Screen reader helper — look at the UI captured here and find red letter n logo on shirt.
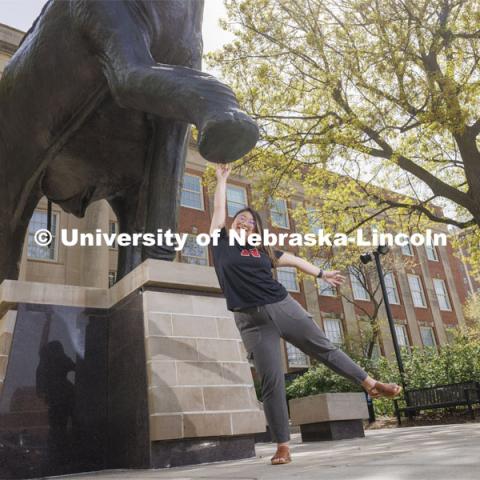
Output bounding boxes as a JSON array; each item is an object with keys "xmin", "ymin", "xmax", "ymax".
[{"xmin": 240, "ymin": 248, "xmax": 261, "ymax": 257}]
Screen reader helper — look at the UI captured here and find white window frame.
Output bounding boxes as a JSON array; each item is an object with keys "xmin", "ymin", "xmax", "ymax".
[
  {"xmin": 109, "ymin": 220, "xmax": 118, "ymax": 235},
  {"xmin": 323, "ymin": 318, "xmax": 344, "ymax": 346},
  {"xmin": 314, "ymin": 259, "xmax": 336, "ymax": 296},
  {"xmin": 180, "ymin": 173, "xmax": 204, "ymax": 211},
  {"xmin": 108, "ymin": 271, "xmax": 117, "ymax": 288},
  {"xmin": 433, "ymin": 278, "xmax": 452, "ymax": 311},
  {"xmin": 401, "ymin": 240, "xmax": 413, "ymax": 256},
  {"xmin": 277, "ymin": 266, "xmax": 299, "ymax": 292},
  {"xmin": 180, "ymin": 234, "xmax": 209, "ymax": 266},
  {"xmin": 363, "ymin": 341, "xmax": 381, "ymax": 360},
  {"xmin": 109, "ymin": 220, "xmax": 119, "ymax": 250},
  {"xmin": 317, "ymin": 276, "xmax": 337, "ymax": 297},
  {"xmin": 306, "ymin": 205, "xmax": 323, "ymax": 234},
  {"xmin": 384, "ymin": 272, "xmax": 400, "ymax": 305},
  {"xmin": 270, "ymin": 198, "xmax": 290, "ymax": 229},
  {"xmin": 285, "ymin": 341, "xmax": 309, "ymax": 368},
  {"xmin": 226, "ymin": 185, "xmax": 248, "ymax": 217},
  {"xmin": 407, "ymin": 274, "xmax": 427, "ymax": 308},
  {"xmin": 27, "ymin": 210, "xmax": 59, "ymax": 262},
  {"xmin": 349, "ymin": 269, "xmax": 369, "ymax": 301},
  {"xmin": 420, "ymin": 326, "xmax": 437, "ymax": 348},
  {"xmin": 394, "ymin": 323, "xmax": 410, "ymax": 350},
  {"xmin": 425, "ymin": 244, "xmax": 438, "ymax": 261}
]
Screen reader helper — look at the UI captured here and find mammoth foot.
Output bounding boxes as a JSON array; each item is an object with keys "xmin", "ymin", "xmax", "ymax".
[
  {"xmin": 142, "ymin": 244, "xmax": 177, "ymax": 262},
  {"xmin": 197, "ymin": 109, "xmax": 259, "ymax": 163}
]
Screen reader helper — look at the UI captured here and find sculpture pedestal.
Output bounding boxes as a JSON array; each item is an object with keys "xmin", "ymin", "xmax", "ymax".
[
  {"xmin": 0, "ymin": 260, "xmax": 265, "ymax": 478},
  {"xmin": 142, "ymin": 286, "xmax": 264, "ymax": 467},
  {"xmin": 289, "ymin": 392, "xmax": 368, "ymax": 443},
  {"xmin": 299, "ymin": 419, "xmax": 365, "ymax": 441}
]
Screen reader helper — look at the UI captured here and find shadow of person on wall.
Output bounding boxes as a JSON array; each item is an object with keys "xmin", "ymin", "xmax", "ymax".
[{"xmin": 36, "ymin": 341, "xmax": 75, "ymax": 468}]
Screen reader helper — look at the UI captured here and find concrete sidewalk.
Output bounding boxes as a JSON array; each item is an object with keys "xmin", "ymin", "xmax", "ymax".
[{"xmin": 52, "ymin": 423, "xmax": 480, "ymax": 480}]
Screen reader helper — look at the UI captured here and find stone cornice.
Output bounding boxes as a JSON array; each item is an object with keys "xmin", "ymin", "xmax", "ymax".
[{"xmin": 0, "ymin": 259, "xmax": 222, "ymax": 315}]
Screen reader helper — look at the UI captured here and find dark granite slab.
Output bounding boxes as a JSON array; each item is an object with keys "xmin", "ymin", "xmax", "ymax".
[
  {"xmin": 300, "ymin": 419, "xmax": 365, "ymax": 442},
  {"xmin": 0, "ymin": 302, "xmax": 108, "ymax": 478},
  {"xmin": 151, "ymin": 435, "xmax": 256, "ymax": 468}
]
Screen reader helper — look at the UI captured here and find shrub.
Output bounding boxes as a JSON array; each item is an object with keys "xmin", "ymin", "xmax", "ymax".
[{"xmin": 285, "ymin": 325, "xmax": 480, "ymax": 417}]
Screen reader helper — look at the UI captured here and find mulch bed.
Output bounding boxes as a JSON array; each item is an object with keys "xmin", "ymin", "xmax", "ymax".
[{"xmin": 365, "ymin": 408, "xmax": 480, "ymax": 429}]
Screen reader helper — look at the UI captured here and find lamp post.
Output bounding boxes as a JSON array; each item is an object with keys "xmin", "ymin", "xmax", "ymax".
[{"xmin": 360, "ymin": 245, "xmax": 406, "ymax": 389}]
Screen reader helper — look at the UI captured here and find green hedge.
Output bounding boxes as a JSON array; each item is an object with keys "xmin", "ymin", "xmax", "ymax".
[{"xmin": 285, "ymin": 326, "xmax": 480, "ymax": 417}]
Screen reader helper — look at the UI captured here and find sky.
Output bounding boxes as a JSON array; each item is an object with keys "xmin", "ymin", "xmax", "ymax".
[{"xmin": 0, "ymin": 0, "xmax": 233, "ymax": 58}]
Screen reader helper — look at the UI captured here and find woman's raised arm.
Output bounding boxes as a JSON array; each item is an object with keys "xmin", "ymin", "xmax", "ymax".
[
  {"xmin": 276, "ymin": 251, "xmax": 346, "ymax": 287},
  {"xmin": 209, "ymin": 164, "xmax": 231, "ymax": 236}
]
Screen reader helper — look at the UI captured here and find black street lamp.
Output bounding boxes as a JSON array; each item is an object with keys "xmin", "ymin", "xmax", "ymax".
[{"xmin": 360, "ymin": 245, "xmax": 406, "ymax": 390}]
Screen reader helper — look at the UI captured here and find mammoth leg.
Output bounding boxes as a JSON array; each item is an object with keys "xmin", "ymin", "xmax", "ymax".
[
  {"xmin": 106, "ymin": 63, "xmax": 259, "ymax": 163},
  {"xmin": 0, "ymin": 186, "xmax": 42, "ymax": 284},
  {"xmin": 108, "ymin": 189, "xmax": 143, "ymax": 282},
  {"xmin": 76, "ymin": 0, "xmax": 258, "ymax": 162},
  {"xmin": 142, "ymin": 119, "xmax": 190, "ymax": 263}
]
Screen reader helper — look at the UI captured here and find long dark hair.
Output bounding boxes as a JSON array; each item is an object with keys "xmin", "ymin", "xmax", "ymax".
[{"xmin": 232, "ymin": 207, "xmax": 279, "ymax": 267}]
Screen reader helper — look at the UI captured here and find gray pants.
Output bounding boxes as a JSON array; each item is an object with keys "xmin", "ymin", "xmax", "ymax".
[{"xmin": 233, "ymin": 294, "xmax": 368, "ymax": 443}]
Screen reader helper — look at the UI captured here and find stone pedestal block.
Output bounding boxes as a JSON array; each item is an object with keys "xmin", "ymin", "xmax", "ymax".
[{"xmin": 289, "ymin": 392, "xmax": 368, "ymax": 442}]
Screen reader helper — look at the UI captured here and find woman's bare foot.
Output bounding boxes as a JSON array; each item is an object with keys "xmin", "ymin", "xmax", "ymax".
[
  {"xmin": 271, "ymin": 443, "xmax": 291, "ymax": 465},
  {"xmin": 361, "ymin": 375, "xmax": 402, "ymax": 399},
  {"xmin": 368, "ymin": 381, "xmax": 403, "ymax": 399}
]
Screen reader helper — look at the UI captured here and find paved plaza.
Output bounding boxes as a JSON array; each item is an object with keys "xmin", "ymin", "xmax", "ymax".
[{"xmin": 51, "ymin": 423, "xmax": 480, "ymax": 480}]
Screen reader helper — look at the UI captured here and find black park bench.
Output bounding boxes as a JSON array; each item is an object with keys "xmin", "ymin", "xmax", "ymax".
[{"xmin": 393, "ymin": 381, "xmax": 480, "ymax": 425}]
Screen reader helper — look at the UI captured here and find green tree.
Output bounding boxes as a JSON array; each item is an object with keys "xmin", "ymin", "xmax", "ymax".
[{"xmin": 208, "ymin": 0, "xmax": 480, "ymax": 279}]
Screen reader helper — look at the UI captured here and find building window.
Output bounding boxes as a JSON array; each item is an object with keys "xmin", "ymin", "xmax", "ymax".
[
  {"xmin": 109, "ymin": 220, "xmax": 118, "ymax": 235},
  {"xmin": 420, "ymin": 326, "xmax": 437, "ymax": 347},
  {"xmin": 27, "ymin": 210, "xmax": 58, "ymax": 261},
  {"xmin": 277, "ymin": 267, "xmax": 299, "ymax": 292},
  {"xmin": 394, "ymin": 324, "xmax": 410, "ymax": 350},
  {"xmin": 108, "ymin": 271, "xmax": 117, "ymax": 287},
  {"xmin": 270, "ymin": 198, "xmax": 289, "ymax": 229},
  {"xmin": 323, "ymin": 318, "xmax": 344, "ymax": 346},
  {"xmin": 313, "ymin": 258, "xmax": 337, "ymax": 297},
  {"xmin": 407, "ymin": 274, "xmax": 427, "ymax": 308},
  {"xmin": 445, "ymin": 328, "xmax": 457, "ymax": 344},
  {"xmin": 371, "ymin": 343, "xmax": 381, "ymax": 360},
  {"xmin": 384, "ymin": 272, "xmax": 400, "ymax": 305},
  {"xmin": 433, "ymin": 278, "xmax": 452, "ymax": 311},
  {"xmin": 286, "ymin": 342, "xmax": 309, "ymax": 367},
  {"xmin": 349, "ymin": 268, "xmax": 369, "ymax": 301},
  {"xmin": 306, "ymin": 206, "xmax": 323, "ymax": 234},
  {"xmin": 364, "ymin": 342, "xmax": 381, "ymax": 360},
  {"xmin": 181, "ymin": 174, "xmax": 204, "ymax": 210},
  {"xmin": 425, "ymin": 244, "xmax": 438, "ymax": 261},
  {"xmin": 318, "ymin": 277, "xmax": 336, "ymax": 297},
  {"xmin": 401, "ymin": 240, "xmax": 413, "ymax": 256},
  {"xmin": 180, "ymin": 235, "xmax": 208, "ymax": 266},
  {"xmin": 226, "ymin": 185, "xmax": 248, "ymax": 217},
  {"xmin": 109, "ymin": 220, "xmax": 118, "ymax": 249}
]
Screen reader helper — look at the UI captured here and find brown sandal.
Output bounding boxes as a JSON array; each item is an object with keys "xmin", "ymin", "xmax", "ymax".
[
  {"xmin": 367, "ymin": 381, "xmax": 403, "ymax": 399},
  {"xmin": 271, "ymin": 445, "xmax": 291, "ymax": 465}
]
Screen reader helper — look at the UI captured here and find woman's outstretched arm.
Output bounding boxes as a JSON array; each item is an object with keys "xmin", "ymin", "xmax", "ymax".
[
  {"xmin": 276, "ymin": 251, "xmax": 346, "ymax": 287},
  {"xmin": 209, "ymin": 164, "xmax": 231, "ymax": 236}
]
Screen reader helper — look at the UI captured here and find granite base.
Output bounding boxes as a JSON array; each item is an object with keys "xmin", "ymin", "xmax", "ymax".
[{"xmin": 300, "ymin": 419, "xmax": 365, "ymax": 442}]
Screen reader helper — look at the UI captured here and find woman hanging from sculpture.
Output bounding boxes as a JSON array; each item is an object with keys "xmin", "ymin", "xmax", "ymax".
[{"xmin": 209, "ymin": 163, "xmax": 402, "ymax": 465}]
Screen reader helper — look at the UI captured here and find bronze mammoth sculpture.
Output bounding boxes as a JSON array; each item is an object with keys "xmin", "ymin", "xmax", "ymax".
[{"xmin": 0, "ymin": 0, "xmax": 259, "ymax": 284}]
